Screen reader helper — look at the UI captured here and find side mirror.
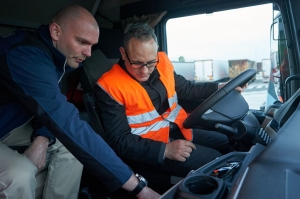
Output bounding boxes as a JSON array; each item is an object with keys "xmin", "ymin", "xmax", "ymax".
[{"xmin": 271, "ymin": 21, "xmax": 279, "ymax": 40}]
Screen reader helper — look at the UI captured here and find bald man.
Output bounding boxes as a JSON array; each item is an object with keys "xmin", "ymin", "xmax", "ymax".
[{"xmin": 0, "ymin": 5, "xmax": 160, "ymax": 199}]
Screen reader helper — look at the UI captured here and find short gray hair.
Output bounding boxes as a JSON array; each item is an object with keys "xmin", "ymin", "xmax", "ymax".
[{"xmin": 123, "ymin": 23, "xmax": 158, "ymax": 50}]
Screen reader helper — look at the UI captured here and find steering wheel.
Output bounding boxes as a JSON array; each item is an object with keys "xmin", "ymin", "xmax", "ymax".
[{"xmin": 183, "ymin": 69, "xmax": 257, "ymax": 129}]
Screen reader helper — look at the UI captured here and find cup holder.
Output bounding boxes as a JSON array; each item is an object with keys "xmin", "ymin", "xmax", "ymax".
[
  {"xmin": 186, "ymin": 176, "xmax": 218, "ymax": 194},
  {"xmin": 176, "ymin": 174, "xmax": 226, "ymax": 199}
]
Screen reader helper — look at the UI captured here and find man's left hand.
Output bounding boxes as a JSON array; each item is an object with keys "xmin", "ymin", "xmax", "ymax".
[
  {"xmin": 235, "ymin": 83, "xmax": 248, "ymax": 93},
  {"xmin": 24, "ymin": 136, "xmax": 49, "ymax": 171}
]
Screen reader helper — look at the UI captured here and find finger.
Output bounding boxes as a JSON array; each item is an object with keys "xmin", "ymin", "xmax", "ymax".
[
  {"xmin": 184, "ymin": 141, "xmax": 196, "ymax": 150},
  {"xmin": 177, "ymin": 156, "xmax": 186, "ymax": 162},
  {"xmin": 235, "ymin": 87, "xmax": 243, "ymax": 92},
  {"xmin": 182, "ymin": 151, "xmax": 191, "ymax": 159},
  {"xmin": 184, "ymin": 146, "xmax": 193, "ymax": 153}
]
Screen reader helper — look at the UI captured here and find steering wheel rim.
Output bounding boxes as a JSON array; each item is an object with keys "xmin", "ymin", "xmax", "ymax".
[{"xmin": 183, "ymin": 68, "xmax": 257, "ymax": 129}]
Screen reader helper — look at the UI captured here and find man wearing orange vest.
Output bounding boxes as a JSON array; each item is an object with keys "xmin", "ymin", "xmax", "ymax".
[{"xmin": 96, "ymin": 23, "xmax": 246, "ymax": 192}]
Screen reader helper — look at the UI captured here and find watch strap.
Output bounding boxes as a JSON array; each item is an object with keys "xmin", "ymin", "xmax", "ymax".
[{"xmin": 130, "ymin": 174, "xmax": 147, "ymax": 195}]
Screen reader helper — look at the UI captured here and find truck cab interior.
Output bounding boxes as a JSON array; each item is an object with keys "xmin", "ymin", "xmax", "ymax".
[{"xmin": 1, "ymin": 0, "xmax": 300, "ymax": 199}]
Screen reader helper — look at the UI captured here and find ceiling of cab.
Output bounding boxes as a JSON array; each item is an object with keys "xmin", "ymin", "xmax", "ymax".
[
  {"xmin": 0, "ymin": 0, "xmax": 268, "ymax": 30},
  {"xmin": 0, "ymin": 0, "xmax": 142, "ymax": 29}
]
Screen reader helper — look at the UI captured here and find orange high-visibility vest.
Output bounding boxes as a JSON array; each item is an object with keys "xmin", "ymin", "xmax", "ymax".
[{"xmin": 97, "ymin": 52, "xmax": 193, "ymax": 143}]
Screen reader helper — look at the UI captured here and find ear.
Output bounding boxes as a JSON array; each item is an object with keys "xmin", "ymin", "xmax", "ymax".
[
  {"xmin": 49, "ymin": 23, "xmax": 61, "ymax": 41},
  {"xmin": 119, "ymin": 47, "xmax": 126, "ymax": 60}
]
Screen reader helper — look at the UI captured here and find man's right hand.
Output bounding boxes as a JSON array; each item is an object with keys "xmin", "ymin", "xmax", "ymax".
[
  {"xmin": 137, "ymin": 187, "xmax": 161, "ymax": 199},
  {"xmin": 165, "ymin": 139, "xmax": 196, "ymax": 162},
  {"xmin": 24, "ymin": 136, "xmax": 49, "ymax": 171},
  {"xmin": 122, "ymin": 174, "xmax": 160, "ymax": 199}
]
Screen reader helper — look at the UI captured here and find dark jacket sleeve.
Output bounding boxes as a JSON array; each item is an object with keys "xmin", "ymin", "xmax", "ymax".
[
  {"xmin": 4, "ymin": 46, "xmax": 132, "ymax": 192},
  {"xmin": 95, "ymin": 85, "xmax": 166, "ymax": 166},
  {"xmin": 174, "ymin": 72, "xmax": 219, "ymax": 112},
  {"xmin": 175, "ymin": 72, "xmax": 219, "ymax": 100},
  {"xmin": 31, "ymin": 126, "xmax": 56, "ymax": 146}
]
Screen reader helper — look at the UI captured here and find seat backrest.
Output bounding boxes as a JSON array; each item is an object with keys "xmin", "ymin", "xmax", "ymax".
[
  {"xmin": 59, "ymin": 28, "xmax": 123, "ymax": 125},
  {"xmin": 81, "ymin": 27, "xmax": 123, "ymax": 93},
  {"xmin": 81, "ymin": 49, "xmax": 117, "ymax": 93},
  {"xmin": 77, "ymin": 28, "xmax": 123, "ymax": 138}
]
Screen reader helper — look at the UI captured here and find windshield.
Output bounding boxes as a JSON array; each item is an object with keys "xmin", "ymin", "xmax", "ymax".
[{"xmin": 166, "ymin": 4, "xmax": 274, "ymax": 110}]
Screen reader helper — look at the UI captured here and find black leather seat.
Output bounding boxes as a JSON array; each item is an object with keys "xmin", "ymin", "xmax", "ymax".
[{"xmin": 77, "ymin": 28, "xmax": 182, "ymax": 195}]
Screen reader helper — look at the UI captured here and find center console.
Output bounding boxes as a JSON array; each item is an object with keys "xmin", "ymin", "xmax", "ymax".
[{"xmin": 160, "ymin": 144, "xmax": 265, "ymax": 199}]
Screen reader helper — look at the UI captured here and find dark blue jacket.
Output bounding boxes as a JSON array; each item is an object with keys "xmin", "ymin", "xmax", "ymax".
[{"xmin": 0, "ymin": 25, "xmax": 132, "ymax": 192}]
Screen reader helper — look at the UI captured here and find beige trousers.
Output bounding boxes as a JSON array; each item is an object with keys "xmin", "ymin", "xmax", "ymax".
[{"xmin": 0, "ymin": 120, "xmax": 83, "ymax": 199}]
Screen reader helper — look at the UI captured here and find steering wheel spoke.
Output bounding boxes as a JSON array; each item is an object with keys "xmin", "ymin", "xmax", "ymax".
[{"xmin": 183, "ymin": 69, "xmax": 256, "ymax": 129}]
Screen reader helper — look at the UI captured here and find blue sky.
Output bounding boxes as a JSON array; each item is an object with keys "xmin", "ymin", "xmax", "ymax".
[{"xmin": 166, "ymin": 4, "xmax": 274, "ymax": 63}]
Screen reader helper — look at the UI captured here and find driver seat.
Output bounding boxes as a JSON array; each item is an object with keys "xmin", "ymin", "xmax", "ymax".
[{"xmin": 77, "ymin": 28, "xmax": 182, "ymax": 195}]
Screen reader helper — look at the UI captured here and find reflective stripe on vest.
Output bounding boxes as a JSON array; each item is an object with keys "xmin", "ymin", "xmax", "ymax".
[
  {"xmin": 127, "ymin": 93, "xmax": 178, "ymax": 125},
  {"xmin": 127, "ymin": 109, "xmax": 159, "ymax": 125},
  {"xmin": 97, "ymin": 52, "xmax": 193, "ymax": 143},
  {"xmin": 131, "ymin": 104, "xmax": 181, "ymax": 134}
]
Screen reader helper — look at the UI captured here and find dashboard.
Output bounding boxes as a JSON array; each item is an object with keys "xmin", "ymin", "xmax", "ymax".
[{"xmin": 161, "ymin": 89, "xmax": 300, "ymax": 199}]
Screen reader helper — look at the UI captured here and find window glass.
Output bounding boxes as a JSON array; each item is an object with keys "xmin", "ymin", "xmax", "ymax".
[{"xmin": 166, "ymin": 4, "xmax": 273, "ymax": 110}]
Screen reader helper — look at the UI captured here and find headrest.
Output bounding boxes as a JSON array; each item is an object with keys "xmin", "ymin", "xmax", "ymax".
[
  {"xmin": 96, "ymin": 28, "xmax": 124, "ymax": 59},
  {"xmin": 83, "ymin": 49, "xmax": 118, "ymax": 92},
  {"xmin": 81, "ymin": 28, "xmax": 123, "ymax": 92}
]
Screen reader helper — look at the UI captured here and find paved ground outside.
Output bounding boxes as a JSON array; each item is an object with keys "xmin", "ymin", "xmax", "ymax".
[{"xmin": 241, "ymin": 75, "xmax": 268, "ymax": 110}]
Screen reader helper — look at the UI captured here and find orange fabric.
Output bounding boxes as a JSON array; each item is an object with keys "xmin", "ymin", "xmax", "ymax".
[
  {"xmin": 141, "ymin": 127, "xmax": 170, "ymax": 143},
  {"xmin": 174, "ymin": 108, "xmax": 193, "ymax": 141},
  {"xmin": 97, "ymin": 52, "xmax": 192, "ymax": 143}
]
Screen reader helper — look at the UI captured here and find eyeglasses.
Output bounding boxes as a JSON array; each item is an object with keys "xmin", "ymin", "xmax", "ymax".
[{"xmin": 125, "ymin": 50, "xmax": 159, "ymax": 70}]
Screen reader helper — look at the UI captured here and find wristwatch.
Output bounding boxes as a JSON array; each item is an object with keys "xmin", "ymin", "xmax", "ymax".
[{"xmin": 130, "ymin": 173, "xmax": 148, "ymax": 196}]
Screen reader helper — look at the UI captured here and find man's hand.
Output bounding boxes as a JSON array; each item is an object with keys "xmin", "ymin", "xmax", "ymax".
[
  {"xmin": 122, "ymin": 174, "xmax": 161, "ymax": 199},
  {"xmin": 24, "ymin": 136, "xmax": 49, "ymax": 171},
  {"xmin": 235, "ymin": 83, "xmax": 248, "ymax": 93},
  {"xmin": 165, "ymin": 139, "xmax": 196, "ymax": 162},
  {"xmin": 137, "ymin": 187, "xmax": 161, "ymax": 199}
]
